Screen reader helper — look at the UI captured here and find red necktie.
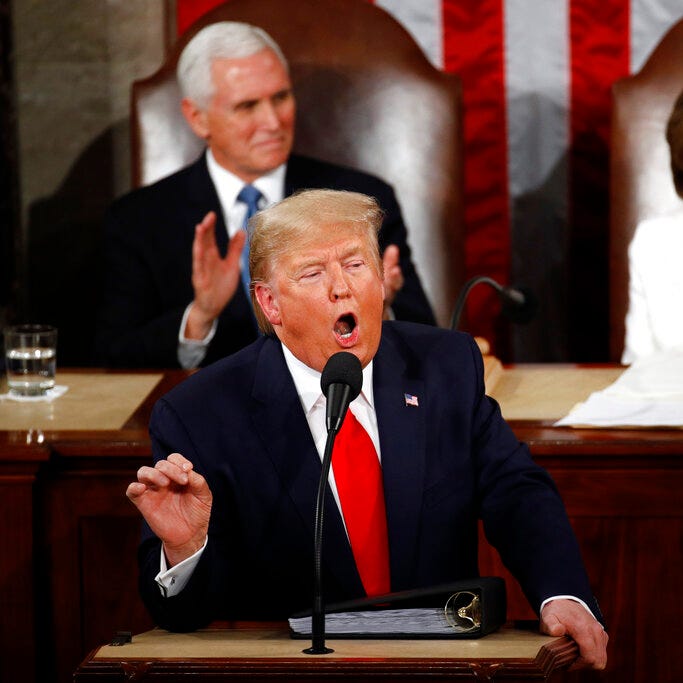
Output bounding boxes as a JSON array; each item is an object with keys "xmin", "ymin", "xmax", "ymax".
[{"xmin": 332, "ymin": 410, "xmax": 390, "ymax": 596}]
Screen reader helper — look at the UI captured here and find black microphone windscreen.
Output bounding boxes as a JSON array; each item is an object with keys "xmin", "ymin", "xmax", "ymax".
[
  {"xmin": 501, "ymin": 286, "xmax": 538, "ymax": 324},
  {"xmin": 320, "ymin": 352, "xmax": 363, "ymax": 399}
]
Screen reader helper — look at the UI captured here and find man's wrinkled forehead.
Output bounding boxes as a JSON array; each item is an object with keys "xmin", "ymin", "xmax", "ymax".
[
  {"xmin": 265, "ymin": 221, "xmax": 379, "ymax": 276},
  {"xmin": 286, "ymin": 236, "xmax": 367, "ymax": 271}
]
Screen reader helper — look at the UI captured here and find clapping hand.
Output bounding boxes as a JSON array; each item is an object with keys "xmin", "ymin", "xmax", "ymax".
[
  {"xmin": 381, "ymin": 244, "xmax": 404, "ymax": 318},
  {"xmin": 185, "ymin": 211, "xmax": 247, "ymax": 340}
]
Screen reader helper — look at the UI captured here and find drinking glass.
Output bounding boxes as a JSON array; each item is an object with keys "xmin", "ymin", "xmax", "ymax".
[{"xmin": 4, "ymin": 324, "xmax": 58, "ymax": 396}]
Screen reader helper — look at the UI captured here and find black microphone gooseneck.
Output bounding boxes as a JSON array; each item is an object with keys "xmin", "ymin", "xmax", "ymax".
[
  {"xmin": 303, "ymin": 351, "xmax": 362, "ymax": 655},
  {"xmin": 449, "ymin": 275, "xmax": 538, "ymax": 330}
]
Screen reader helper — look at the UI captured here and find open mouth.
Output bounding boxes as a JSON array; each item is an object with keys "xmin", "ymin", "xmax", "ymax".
[{"xmin": 334, "ymin": 313, "xmax": 357, "ymax": 341}]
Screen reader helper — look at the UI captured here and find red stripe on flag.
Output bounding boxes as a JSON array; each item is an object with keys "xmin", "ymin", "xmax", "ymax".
[
  {"xmin": 177, "ymin": 0, "xmax": 224, "ymax": 34},
  {"xmin": 568, "ymin": 0, "xmax": 629, "ymax": 360},
  {"xmin": 442, "ymin": 1, "xmax": 510, "ymax": 349}
]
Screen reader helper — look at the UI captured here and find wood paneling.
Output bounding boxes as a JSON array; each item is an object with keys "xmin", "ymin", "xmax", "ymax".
[
  {"xmin": 37, "ymin": 466, "xmax": 155, "ymax": 683},
  {"xmin": 0, "ymin": 448, "xmax": 45, "ymax": 683}
]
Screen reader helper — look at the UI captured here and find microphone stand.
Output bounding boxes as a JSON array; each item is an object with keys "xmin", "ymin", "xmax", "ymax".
[
  {"xmin": 450, "ymin": 276, "xmax": 536, "ymax": 330},
  {"xmin": 450, "ymin": 276, "xmax": 501, "ymax": 330},
  {"xmin": 303, "ymin": 386, "xmax": 352, "ymax": 655},
  {"xmin": 303, "ymin": 352, "xmax": 361, "ymax": 655}
]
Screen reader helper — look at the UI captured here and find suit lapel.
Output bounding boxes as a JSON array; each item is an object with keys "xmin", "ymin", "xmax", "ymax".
[
  {"xmin": 250, "ymin": 338, "xmax": 363, "ymax": 596},
  {"xmin": 185, "ymin": 154, "xmax": 228, "ymax": 255},
  {"xmin": 284, "ymin": 154, "xmax": 318, "ymax": 197},
  {"xmin": 373, "ymin": 328, "xmax": 426, "ymax": 590},
  {"xmin": 284, "ymin": 155, "xmax": 301, "ymax": 197}
]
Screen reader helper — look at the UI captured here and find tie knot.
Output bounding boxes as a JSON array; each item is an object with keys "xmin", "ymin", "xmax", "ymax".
[{"xmin": 237, "ymin": 184, "xmax": 262, "ymax": 213}]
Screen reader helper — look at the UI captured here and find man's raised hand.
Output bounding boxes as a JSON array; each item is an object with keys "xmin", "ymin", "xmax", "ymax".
[
  {"xmin": 126, "ymin": 452, "xmax": 212, "ymax": 567},
  {"xmin": 185, "ymin": 211, "xmax": 246, "ymax": 340}
]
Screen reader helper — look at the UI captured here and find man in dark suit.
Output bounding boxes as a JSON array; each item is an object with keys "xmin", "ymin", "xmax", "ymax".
[
  {"xmin": 95, "ymin": 21, "xmax": 434, "ymax": 369},
  {"xmin": 127, "ymin": 189, "xmax": 607, "ymax": 671}
]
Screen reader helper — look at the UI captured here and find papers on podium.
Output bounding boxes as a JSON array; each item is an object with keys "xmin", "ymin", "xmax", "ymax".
[
  {"xmin": 289, "ymin": 577, "xmax": 506, "ymax": 639},
  {"xmin": 555, "ymin": 349, "xmax": 683, "ymax": 428}
]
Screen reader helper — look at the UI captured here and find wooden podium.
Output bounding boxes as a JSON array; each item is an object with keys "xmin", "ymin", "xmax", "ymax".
[
  {"xmin": 2, "ymin": 365, "xmax": 682, "ymax": 683},
  {"xmin": 74, "ymin": 623, "xmax": 577, "ymax": 682}
]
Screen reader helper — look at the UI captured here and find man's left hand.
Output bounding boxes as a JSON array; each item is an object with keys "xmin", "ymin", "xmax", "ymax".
[
  {"xmin": 540, "ymin": 598, "xmax": 608, "ymax": 671},
  {"xmin": 382, "ymin": 245, "xmax": 404, "ymax": 318}
]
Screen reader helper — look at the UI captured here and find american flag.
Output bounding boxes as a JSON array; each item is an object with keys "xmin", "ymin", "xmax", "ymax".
[
  {"xmin": 177, "ymin": 0, "xmax": 683, "ymax": 361},
  {"xmin": 370, "ymin": 0, "xmax": 683, "ymax": 362},
  {"xmin": 404, "ymin": 393, "xmax": 419, "ymax": 407}
]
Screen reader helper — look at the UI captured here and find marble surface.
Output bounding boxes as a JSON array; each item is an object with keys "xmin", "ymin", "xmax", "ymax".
[{"xmin": 0, "ymin": 371, "xmax": 162, "ymax": 430}]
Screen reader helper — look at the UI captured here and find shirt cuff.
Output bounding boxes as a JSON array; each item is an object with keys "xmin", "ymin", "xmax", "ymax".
[
  {"xmin": 154, "ymin": 537, "xmax": 208, "ymax": 598},
  {"xmin": 540, "ymin": 595, "xmax": 601, "ymax": 624},
  {"xmin": 177, "ymin": 303, "xmax": 218, "ymax": 369}
]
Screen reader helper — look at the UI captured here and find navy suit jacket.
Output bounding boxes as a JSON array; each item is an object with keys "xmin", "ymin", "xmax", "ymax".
[
  {"xmin": 95, "ymin": 154, "xmax": 435, "ymax": 368},
  {"xmin": 139, "ymin": 322, "xmax": 600, "ymax": 632}
]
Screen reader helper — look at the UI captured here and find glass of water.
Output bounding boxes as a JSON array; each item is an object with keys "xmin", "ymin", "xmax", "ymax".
[{"xmin": 4, "ymin": 324, "xmax": 58, "ymax": 396}]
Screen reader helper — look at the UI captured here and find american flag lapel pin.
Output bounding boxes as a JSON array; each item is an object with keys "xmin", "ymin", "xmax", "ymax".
[{"xmin": 404, "ymin": 393, "xmax": 419, "ymax": 407}]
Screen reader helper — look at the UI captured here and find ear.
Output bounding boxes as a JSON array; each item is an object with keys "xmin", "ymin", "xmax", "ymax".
[
  {"xmin": 181, "ymin": 98, "xmax": 210, "ymax": 140},
  {"xmin": 254, "ymin": 283, "xmax": 282, "ymax": 326}
]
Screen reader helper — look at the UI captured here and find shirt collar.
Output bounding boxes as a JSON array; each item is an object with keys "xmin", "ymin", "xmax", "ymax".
[
  {"xmin": 281, "ymin": 343, "xmax": 375, "ymax": 416},
  {"xmin": 206, "ymin": 148, "xmax": 286, "ymax": 216}
]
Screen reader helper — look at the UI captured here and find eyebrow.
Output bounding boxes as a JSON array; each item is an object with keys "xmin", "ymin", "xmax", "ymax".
[
  {"xmin": 234, "ymin": 87, "xmax": 292, "ymax": 108},
  {"xmin": 289, "ymin": 243, "xmax": 366, "ymax": 275}
]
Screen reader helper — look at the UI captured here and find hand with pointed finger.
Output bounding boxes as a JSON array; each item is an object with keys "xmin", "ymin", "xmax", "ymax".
[
  {"xmin": 540, "ymin": 598, "xmax": 608, "ymax": 671},
  {"xmin": 185, "ymin": 211, "xmax": 247, "ymax": 340},
  {"xmin": 126, "ymin": 452, "xmax": 213, "ymax": 567}
]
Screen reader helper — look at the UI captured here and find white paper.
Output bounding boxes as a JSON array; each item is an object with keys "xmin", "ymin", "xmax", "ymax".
[
  {"xmin": 555, "ymin": 349, "xmax": 683, "ymax": 428},
  {"xmin": 554, "ymin": 393, "xmax": 683, "ymax": 427},
  {"xmin": 289, "ymin": 607, "xmax": 456, "ymax": 635}
]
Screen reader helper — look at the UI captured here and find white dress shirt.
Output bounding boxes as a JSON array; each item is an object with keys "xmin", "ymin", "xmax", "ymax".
[
  {"xmin": 177, "ymin": 150, "xmax": 286, "ymax": 369},
  {"xmin": 622, "ymin": 207, "xmax": 683, "ymax": 364}
]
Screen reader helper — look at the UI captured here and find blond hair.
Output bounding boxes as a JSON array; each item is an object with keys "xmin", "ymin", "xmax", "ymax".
[{"xmin": 248, "ymin": 189, "xmax": 384, "ymax": 334}]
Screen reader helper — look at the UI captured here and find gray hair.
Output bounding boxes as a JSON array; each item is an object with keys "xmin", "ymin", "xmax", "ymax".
[
  {"xmin": 249, "ymin": 189, "xmax": 385, "ymax": 335},
  {"xmin": 177, "ymin": 22, "xmax": 288, "ymax": 109}
]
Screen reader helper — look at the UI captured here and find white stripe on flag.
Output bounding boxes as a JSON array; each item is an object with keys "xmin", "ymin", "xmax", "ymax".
[
  {"xmin": 504, "ymin": 0, "xmax": 570, "ymax": 204},
  {"xmin": 505, "ymin": 0, "xmax": 571, "ymax": 360},
  {"xmin": 630, "ymin": 0, "xmax": 683, "ymax": 71},
  {"xmin": 375, "ymin": 0, "xmax": 444, "ymax": 67}
]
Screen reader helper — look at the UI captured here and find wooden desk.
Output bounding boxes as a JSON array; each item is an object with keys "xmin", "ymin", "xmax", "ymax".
[
  {"xmin": 74, "ymin": 624, "xmax": 577, "ymax": 682},
  {"xmin": 1, "ymin": 366, "xmax": 681, "ymax": 683},
  {"xmin": 487, "ymin": 365, "xmax": 683, "ymax": 683},
  {"xmin": 0, "ymin": 369, "xmax": 188, "ymax": 683}
]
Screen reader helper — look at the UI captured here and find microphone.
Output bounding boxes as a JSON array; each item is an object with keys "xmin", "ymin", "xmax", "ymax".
[
  {"xmin": 321, "ymin": 351, "xmax": 364, "ymax": 433},
  {"xmin": 450, "ymin": 276, "xmax": 538, "ymax": 330},
  {"xmin": 304, "ymin": 352, "xmax": 363, "ymax": 655}
]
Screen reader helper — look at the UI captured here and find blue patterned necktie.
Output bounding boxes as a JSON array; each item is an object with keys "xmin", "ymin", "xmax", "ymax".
[{"xmin": 236, "ymin": 184, "xmax": 263, "ymax": 302}]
